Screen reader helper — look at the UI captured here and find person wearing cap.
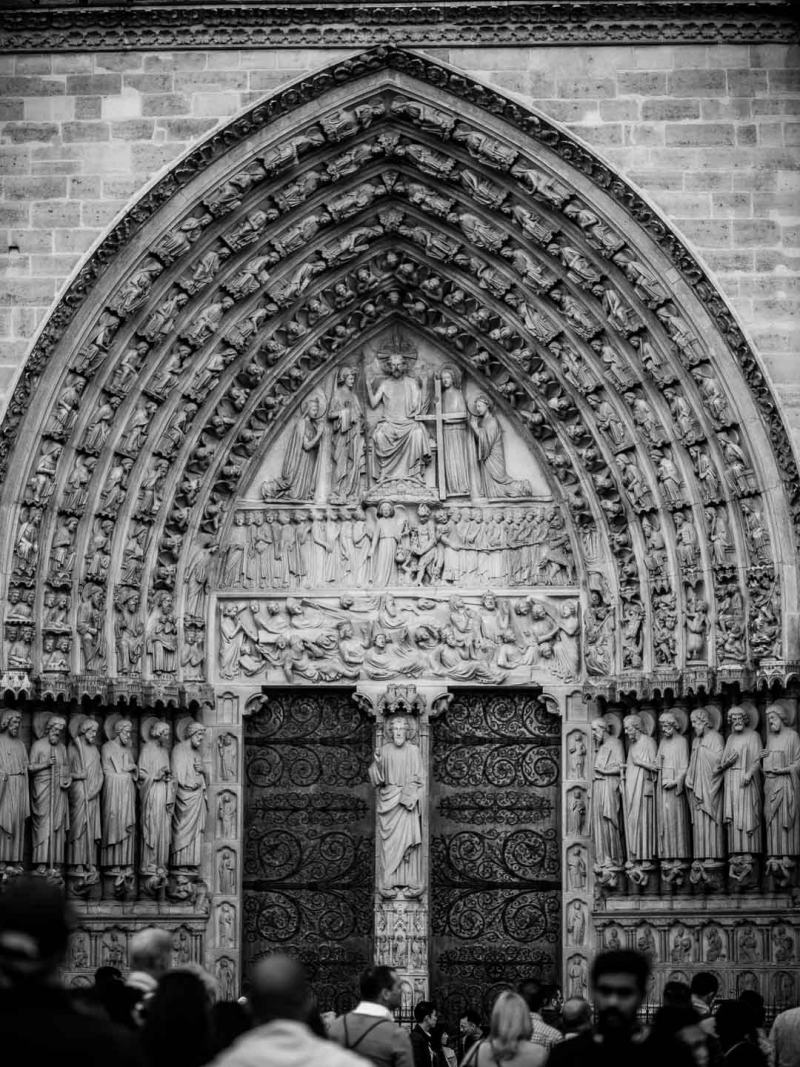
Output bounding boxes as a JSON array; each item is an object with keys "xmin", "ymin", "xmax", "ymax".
[
  {"xmin": 0, "ymin": 875, "xmax": 143, "ymax": 1064},
  {"xmin": 210, "ymin": 953, "xmax": 365, "ymax": 1066}
]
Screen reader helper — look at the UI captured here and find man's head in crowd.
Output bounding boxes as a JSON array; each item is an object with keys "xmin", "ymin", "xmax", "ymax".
[{"xmin": 590, "ymin": 950, "xmax": 650, "ymax": 1037}]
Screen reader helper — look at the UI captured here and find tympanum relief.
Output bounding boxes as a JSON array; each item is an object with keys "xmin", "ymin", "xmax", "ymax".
[{"xmin": 214, "ymin": 328, "xmax": 579, "ymax": 687}]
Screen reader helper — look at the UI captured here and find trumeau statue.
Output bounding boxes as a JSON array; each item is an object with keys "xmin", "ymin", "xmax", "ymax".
[
  {"xmin": 761, "ymin": 703, "xmax": 800, "ymax": 882},
  {"xmin": 0, "ymin": 710, "xmax": 29, "ymax": 871},
  {"xmin": 369, "ymin": 715, "xmax": 423, "ymax": 897},
  {"xmin": 685, "ymin": 708, "xmax": 725, "ymax": 865},
  {"xmin": 29, "ymin": 713, "xmax": 71, "ymax": 874},
  {"xmin": 66, "ymin": 715, "xmax": 102, "ymax": 884}
]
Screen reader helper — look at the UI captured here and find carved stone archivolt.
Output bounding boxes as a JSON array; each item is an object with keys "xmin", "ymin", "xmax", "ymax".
[{"xmin": 1, "ymin": 48, "xmax": 796, "ymax": 707}]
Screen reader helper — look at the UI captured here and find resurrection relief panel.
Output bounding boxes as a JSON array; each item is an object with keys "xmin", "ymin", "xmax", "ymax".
[
  {"xmin": 242, "ymin": 691, "xmax": 374, "ymax": 1010},
  {"xmin": 430, "ymin": 691, "xmax": 561, "ymax": 1018}
]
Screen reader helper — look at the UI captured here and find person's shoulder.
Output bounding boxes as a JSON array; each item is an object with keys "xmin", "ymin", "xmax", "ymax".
[
  {"xmin": 545, "ymin": 1032, "xmax": 593, "ymax": 1065},
  {"xmin": 517, "ymin": 1039, "xmax": 549, "ymax": 1066}
]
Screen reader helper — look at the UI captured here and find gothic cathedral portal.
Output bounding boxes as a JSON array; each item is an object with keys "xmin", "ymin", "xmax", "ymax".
[{"xmin": 0, "ymin": 47, "xmax": 799, "ymax": 1009}]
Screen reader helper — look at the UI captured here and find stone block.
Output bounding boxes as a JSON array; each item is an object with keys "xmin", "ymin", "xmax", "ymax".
[
  {"xmin": 141, "ymin": 93, "xmax": 191, "ymax": 117},
  {"xmin": 667, "ymin": 69, "xmax": 726, "ymax": 96},
  {"xmin": 701, "ymin": 98, "xmax": 752, "ymax": 120},
  {"xmin": 678, "ymin": 218, "xmax": 732, "ymax": 246},
  {"xmin": 750, "ymin": 44, "xmax": 800, "ymax": 68},
  {"xmin": 31, "ymin": 201, "xmax": 82, "ymax": 228},
  {"xmin": 665, "ymin": 123, "xmax": 735, "ymax": 146},
  {"xmin": 110, "ymin": 119, "xmax": 156, "ymax": 141},
  {"xmin": 101, "ymin": 176, "xmax": 146, "ymax": 199},
  {"xmin": 736, "ymin": 125, "xmax": 758, "ymax": 146},
  {"xmin": 785, "ymin": 122, "xmax": 800, "ymax": 145},
  {"xmin": 14, "ymin": 56, "xmax": 53, "ymax": 75},
  {"xmin": 51, "ymin": 55, "xmax": 93, "ymax": 74},
  {"xmin": 703, "ymin": 250, "xmax": 755, "ymax": 272},
  {"xmin": 144, "ymin": 52, "xmax": 208, "ymax": 72},
  {"xmin": 0, "ymin": 76, "xmax": 64, "ymax": 97},
  {"xmin": 74, "ymin": 96, "xmax": 102, "ymax": 120},
  {"xmin": 684, "ymin": 171, "xmax": 732, "ymax": 191},
  {"xmin": 642, "ymin": 99, "xmax": 700, "ymax": 121},
  {"xmin": 711, "ymin": 193, "xmax": 753, "ymax": 217},
  {"xmin": 727, "ymin": 69, "xmax": 769, "ymax": 96},
  {"xmin": 159, "ymin": 117, "xmax": 219, "ymax": 140},
  {"xmin": 556, "ymin": 76, "xmax": 616, "ymax": 98},
  {"xmin": 101, "ymin": 89, "xmax": 143, "ymax": 120},
  {"xmin": 81, "ymin": 200, "xmax": 126, "ymax": 228},
  {"xmin": 95, "ymin": 53, "xmax": 146, "ymax": 73},
  {"xmin": 0, "ymin": 99, "xmax": 23, "ymax": 121},
  {"xmin": 207, "ymin": 51, "xmax": 243, "ymax": 70},
  {"xmin": 627, "ymin": 169, "xmax": 684, "ymax": 190},
  {"xmin": 30, "ymin": 253, "xmax": 81, "ymax": 276},
  {"xmin": 0, "ymin": 204, "xmax": 30, "ymax": 226},
  {"xmin": 12, "ymin": 306, "xmax": 47, "ymax": 337},
  {"xmin": 7, "ymin": 228, "xmax": 52, "ymax": 253},
  {"xmin": 130, "ymin": 142, "xmax": 183, "ymax": 175},
  {"xmin": 733, "ymin": 219, "xmax": 781, "ymax": 246},
  {"xmin": 69, "ymin": 175, "xmax": 101, "ymax": 198},
  {"xmin": 632, "ymin": 45, "xmax": 673, "ymax": 69},
  {"xmin": 173, "ymin": 71, "xmax": 248, "ymax": 92},
  {"xmin": 65, "ymin": 74, "xmax": 122, "ymax": 97},
  {"xmin": 55, "ymin": 228, "xmax": 100, "ymax": 254},
  {"xmin": 3, "ymin": 122, "xmax": 58, "ymax": 143},
  {"xmin": 628, "ymin": 124, "xmax": 665, "ymax": 147},
  {"xmin": 567, "ymin": 124, "xmax": 623, "ymax": 147},
  {"xmin": 757, "ymin": 122, "xmax": 785, "ymax": 146},
  {"xmin": 537, "ymin": 100, "xmax": 600, "ymax": 123},
  {"xmin": 3, "ymin": 176, "xmax": 67, "ymax": 201},
  {"xmin": 0, "ymin": 278, "xmax": 56, "ymax": 306},
  {"xmin": 652, "ymin": 192, "xmax": 712, "ymax": 218},
  {"xmin": 23, "ymin": 96, "xmax": 75, "ymax": 122},
  {"xmin": 191, "ymin": 93, "xmax": 241, "ymax": 117},
  {"xmin": 671, "ymin": 44, "xmax": 711, "ymax": 69},
  {"xmin": 599, "ymin": 99, "xmax": 639, "ymax": 121},
  {"xmin": 62, "ymin": 121, "xmax": 110, "ymax": 142},
  {"xmin": 734, "ymin": 170, "xmax": 777, "ymax": 192},
  {"xmin": 247, "ymin": 70, "xmax": 295, "ymax": 93},
  {"xmin": 123, "ymin": 73, "xmax": 175, "ymax": 93},
  {"xmin": 71, "ymin": 143, "xmax": 132, "ymax": 174},
  {"xmin": 769, "ymin": 70, "xmax": 800, "ymax": 94},
  {"xmin": 238, "ymin": 50, "xmax": 278, "ymax": 69},
  {"xmin": 30, "ymin": 157, "xmax": 82, "ymax": 176},
  {"xmin": 0, "ymin": 148, "xmax": 31, "ymax": 175},
  {"xmin": 616, "ymin": 71, "xmax": 668, "ymax": 95}
]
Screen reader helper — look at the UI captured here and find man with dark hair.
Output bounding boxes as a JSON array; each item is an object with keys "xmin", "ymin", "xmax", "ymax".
[
  {"xmin": 410, "ymin": 1001, "xmax": 438, "ymax": 1067},
  {"xmin": 690, "ymin": 971, "xmax": 720, "ymax": 1039},
  {"xmin": 519, "ymin": 978, "xmax": 562, "ymax": 1051},
  {"xmin": 459, "ymin": 1009, "xmax": 483, "ymax": 1056},
  {"xmin": 0, "ymin": 876, "xmax": 143, "ymax": 1065},
  {"xmin": 547, "ymin": 950, "xmax": 650, "ymax": 1066},
  {"xmin": 213, "ymin": 953, "xmax": 364, "ymax": 1066},
  {"xmin": 663, "ymin": 981, "xmax": 692, "ymax": 1008},
  {"xmin": 328, "ymin": 964, "xmax": 413, "ymax": 1066}
]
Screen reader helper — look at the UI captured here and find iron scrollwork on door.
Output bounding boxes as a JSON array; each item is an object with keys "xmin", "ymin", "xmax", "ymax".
[
  {"xmin": 431, "ymin": 692, "xmax": 561, "ymax": 1018},
  {"xmin": 243, "ymin": 692, "xmax": 374, "ymax": 1010}
]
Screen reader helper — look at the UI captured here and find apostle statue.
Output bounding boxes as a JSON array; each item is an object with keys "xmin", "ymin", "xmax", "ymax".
[
  {"xmin": 761, "ymin": 703, "xmax": 800, "ymax": 883},
  {"xmin": 369, "ymin": 715, "xmax": 424, "ymax": 896},
  {"xmin": 328, "ymin": 366, "xmax": 366, "ymax": 502},
  {"xmin": 469, "ymin": 394, "xmax": 532, "ymax": 498},
  {"xmin": 685, "ymin": 707, "xmax": 725, "ymax": 868},
  {"xmin": 590, "ymin": 715, "xmax": 624, "ymax": 885},
  {"xmin": 367, "ymin": 351, "xmax": 432, "ymax": 486},
  {"xmin": 100, "ymin": 716, "xmax": 137, "ymax": 886},
  {"xmin": 721, "ymin": 705, "xmax": 762, "ymax": 859},
  {"xmin": 622, "ymin": 713, "xmax": 658, "ymax": 882},
  {"xmin": 29, "ymin": 713, "xmax": 71, "ymax": 874},
  {"xmin": 656, "ymin": 710, "xmax": 691, "ymax": 881},
  {"xmin": 66, "ymin": 715, "xmax": 103, "ymax": 884},
  {"xmin": 0, "ymin": 710, "xmax": 29, "ymax": 872},
  {"xmin": 139, "ymin": 718, "xmax": 174, "ymax": 889},
  {"xmin": 170, "ymin": 721, "xmax": 208, "ymax": 870}
]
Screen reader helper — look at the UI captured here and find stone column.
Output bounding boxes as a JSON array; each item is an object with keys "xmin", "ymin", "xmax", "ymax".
[{"xmin": 356, "ymin": 683, "xmax": 449, "ymax": 1010}]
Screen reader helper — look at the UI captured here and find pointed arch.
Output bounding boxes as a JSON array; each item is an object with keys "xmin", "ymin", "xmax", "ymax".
[{"xmin": 1, "ymin": 45, "xmax": 797, "ymax": 700}]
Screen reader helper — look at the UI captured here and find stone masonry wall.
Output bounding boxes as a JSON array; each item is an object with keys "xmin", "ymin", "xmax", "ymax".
[{"xmin": 0, "ymin": 43, "xmax": 798, "ymax": 444}]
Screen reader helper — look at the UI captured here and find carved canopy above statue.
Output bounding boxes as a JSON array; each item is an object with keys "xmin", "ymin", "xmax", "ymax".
[{"xmin": 1, "ymin": 46, "xmax": 798, "ymax": 703}]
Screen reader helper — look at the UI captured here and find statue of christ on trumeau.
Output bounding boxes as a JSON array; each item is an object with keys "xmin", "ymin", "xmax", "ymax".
[{"xmin": 369, "ymin": 716, "xmax": 423, "ymax": 897}]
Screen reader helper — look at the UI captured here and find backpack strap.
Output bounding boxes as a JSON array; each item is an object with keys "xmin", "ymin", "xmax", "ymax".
[{"xmin": 341, "ymin": 1014, "xmax": 393, "ymax": 1052}]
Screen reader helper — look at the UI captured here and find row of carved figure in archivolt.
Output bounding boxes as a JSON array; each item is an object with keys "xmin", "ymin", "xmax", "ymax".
[
  {"xmin": 219, "ymin": 502, "xmax": 576, "ymax": 591},
  {"xmin": 215, "ymin": 592, "xmax": 580, "ymax": 686}
]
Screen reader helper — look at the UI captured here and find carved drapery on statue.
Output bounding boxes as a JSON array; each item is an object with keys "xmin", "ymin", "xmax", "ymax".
[
  {"xmin": 243, "ymin": 692, "xmax": 374, "ymax": 1012},
  {"xmin": 431, "ymin": 692, "xmax": 561, "ymax": 1018},
  {"xmin": 0, "ymin": 710, "xmax": 29, "ymax": 870},
  {"xmin": 369, "ymin": 715, "xmax": 424, "ymax": 895},
  {"xmin": 66, "ymin": 715, "xmax": 103, "ymax": 883}
]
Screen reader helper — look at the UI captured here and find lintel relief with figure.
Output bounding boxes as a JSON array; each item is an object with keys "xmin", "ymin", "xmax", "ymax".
[{"xmin": 212, "ymin": 327, "xmax": 580, "ymax": 688}]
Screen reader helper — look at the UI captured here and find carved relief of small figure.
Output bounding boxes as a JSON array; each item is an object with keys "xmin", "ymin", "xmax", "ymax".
[
  {"xmin": 622, "ymin": 715, "xmax": 658, "ymax": 875},
  {"xmin": 567, "ymin": 900, "xmax": 586, "ymax": 946},
  {"xmin": 218, "ymin": 903, "xmax": 235, "ymax": 949},
  {"xmin": 773, "ymin": 926, "xmax": 795, "ymax": 963},
  {"xmin": 103, "ymin": 931, "xmax": 126, "ymax": 968},
  {"xmin": 761, "ymin": 704, "xmax": 800, "ymax": 880},
  {"xmin": 170, "ymin": 722, "xmax": 208, "ymax": 870},
  {"xmin": 45, "ymin": 377, "xmax": 85, "ymax": 438},
  {"xmin": 100, "ymin": 717, "xmax": 137, "ymax": 879},
  {"xmin": 138, "ymin": 719, "xmax": 174, "ymax": 884},
  {"xmin": 670, "ymin": 925, "xmax": 693, "ymax": 964},
  {"xmin": 70, "ymin": 931, "xmax": 89, "ymax": 969},
  {"xmin": 567, "ymin": 787, "xmax": 588, "ymax": 837},
  {"xmin": 29, "ymin": 713, "xmax": 71, "ymax": 873},
  {"xmin": 66, "ymin": 715, "xmax": 102, "ymax": 881},
  {"xmin": 738, "ymin": 926, "xmax": 760, "ymax": 963},
  {"xmin": 0, "ymin": 710, "xmax": 29, "ymax": 870},
  {"xmin": 218, "ymin": 848, "xmax": 236, "ymax": 894},
  {"xmin": 217, "ymin": 791, "xmax": 237, "ymax": 838},
  {"xmin": 147, "ymin": 592, "xmax": 178, "ymax": 675},
  {"xmin": 568, "ymin": 732, "xmax": 587, "ymax": 779},
  {"xmin": 115, "ymin": 590, "xmax": 144, "ymax": 676},
  {"xmin": 637, "ymin": 925, "xmax": 657, "ymax": 961},
  {"xmin": 685, "ymin": 589, "xmax": 709, "ymax": 663},
  {"xmin": 566, "ymin": 845, "xmax": 587, "ymax": 890},
  {"xmin": 217, "ymin": 957, "xmax": 235, "ymax": 1001},
  {"xmin": 369, "ymin": 716, "xmax": 423, "ymax": 897},
  {"xmin": 567, "ymin": 955, "xmax": 587, "ymax": 998},
  {"xmin": 721, "ymin": 706, "xmax": 762, "ymax": 857},
  {"xmin": 705, "ymin": 926, "xmax": 724, "ymax": 963},
  {"xmin": 217, "ymin": 733, "xmax": 238, "ymax": 782}
]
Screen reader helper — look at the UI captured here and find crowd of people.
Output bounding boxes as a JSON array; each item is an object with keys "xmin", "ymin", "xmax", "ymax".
[{"xmin": 2, "ymin": 875, "xmax": 799, "ymax": 1067}]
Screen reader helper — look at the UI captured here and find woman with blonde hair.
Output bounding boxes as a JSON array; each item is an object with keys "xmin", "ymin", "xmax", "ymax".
[{"xmin": 461, "ymin": 991, "xmax": 547, "ymax": 1066}]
